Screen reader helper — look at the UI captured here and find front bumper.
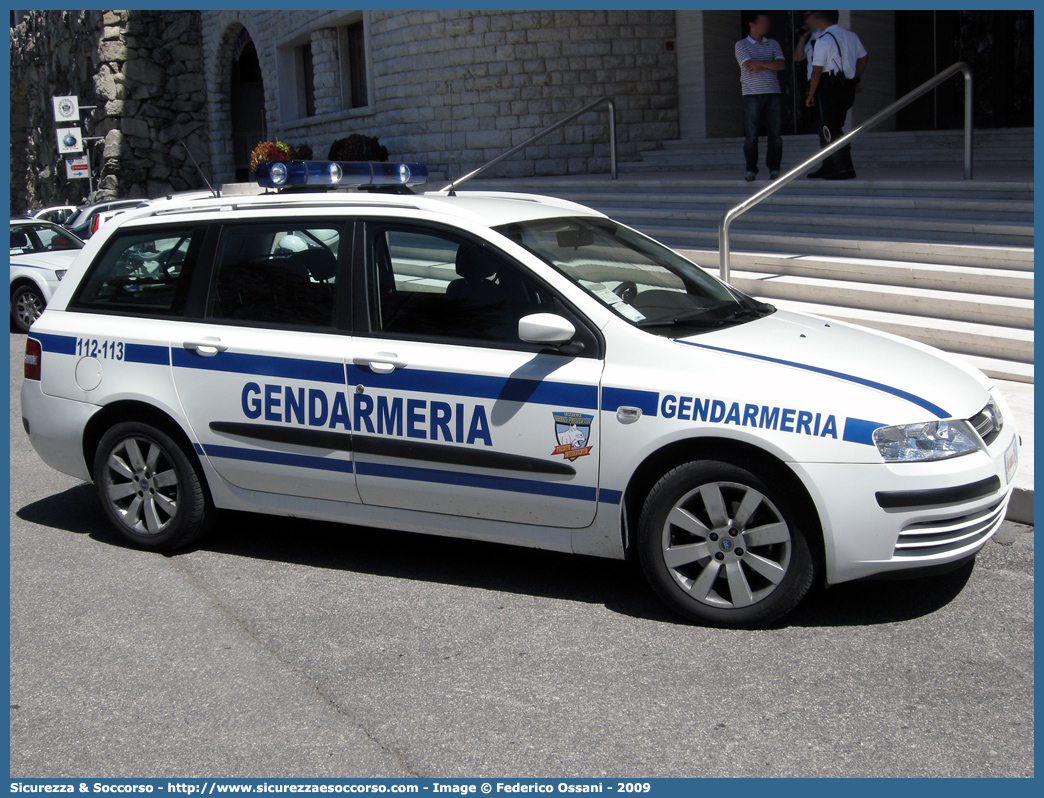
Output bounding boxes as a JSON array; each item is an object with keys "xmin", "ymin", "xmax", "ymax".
[
  {"xmin": 794, "ymin": 428, "xmax": 1017, "ymax": 584},
  {"xmin": 20, "ymin": 379, "xmax": 98, "ymax": 482}
]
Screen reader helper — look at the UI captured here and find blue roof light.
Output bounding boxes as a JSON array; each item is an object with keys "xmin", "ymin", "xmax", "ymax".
[{"xmin": 255, "ymin": 161, "xmax": 428, "ymax": 190}]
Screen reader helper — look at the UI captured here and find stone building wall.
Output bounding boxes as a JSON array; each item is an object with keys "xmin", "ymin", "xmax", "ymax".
[
  {"xmin": 10, "ymin": 10, "xmax": 211, "ymax": 212},
  {"xmin": 201, "ymin": 10, "xmax": 678, "ymax": 184}
]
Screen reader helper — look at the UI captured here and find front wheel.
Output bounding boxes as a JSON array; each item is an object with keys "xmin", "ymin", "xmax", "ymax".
[
  {"xmin": 11, "ymin": 284, "xmax": 45, "ymax": 332},
  {"xmin": 638, "ymin": 460, "xmax": 816, "ymax": 627},
  {"xmin": 93, "ymin": 421, "xmax": 215, "ymax": 552}
]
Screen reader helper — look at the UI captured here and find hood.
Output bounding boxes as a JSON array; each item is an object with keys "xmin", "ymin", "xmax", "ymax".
[
  {"xmin": 675, "ymin": 308, "xmax": 991, "ymax": 422},
  {"xmin": 10, "ymin": 250, "xmax": 79, "ymax": 273}
]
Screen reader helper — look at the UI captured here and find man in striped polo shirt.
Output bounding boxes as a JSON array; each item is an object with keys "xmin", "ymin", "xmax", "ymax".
[{"xmin": 735, "ymin": 11, "xmax": 786, "ymax": 181}]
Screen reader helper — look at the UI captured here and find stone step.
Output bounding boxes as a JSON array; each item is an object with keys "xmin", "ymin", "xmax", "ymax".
[
  {"xmin": 640, "ymin": 141, "xmax": 1031, "ymax": 157},
  {"xmin": 638, "ymin": 147, "xmax": 1032, "ymax": 163},
  {"xmin": 728, "ymin": 269, "xmax": 1034, "ymax": 329},
  {"xmin": 607, "ymin": 207, "xmax": 1032, "ymax": 246},
  {"xmin": 643, "ymin": 130, "xmax": 1034, "ymax": 166},
  {"xmin": 627, "ymin": 147, "xmax": 1033, "ymax": 164},
  {"xmin": 620, "ymin": 158, "xmax": 1035, "ymax": 174},
  {"xmin": 556, "ymin": 192, "xmax": 1034, "ymax": 221},
  {"xmin": 474, "ymin": 177, "xmax": 1035, "ymax": 202},
  {"xmin": 637, "ymin": 224, "xmax": 1034, "ymax": 269},
  {"xmin": 763, "ymin": 299, "xmax": 1034, "ymax": 365},
  {"xmin": 677, "ymin": 249, "xmax": 1034, "ymax": 299},
  {"xmin": 956, "ymin": 354, "xmax": 1034, "ymax": 385},
  {"xmin": 659, "ymin": 129, "xmax": 1034, "ymax": 150}
]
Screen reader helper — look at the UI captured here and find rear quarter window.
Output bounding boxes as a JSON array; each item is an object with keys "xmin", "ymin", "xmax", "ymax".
[{"xmin": 69, "ymin": 225, "xmax": 207, "ymax": 317}]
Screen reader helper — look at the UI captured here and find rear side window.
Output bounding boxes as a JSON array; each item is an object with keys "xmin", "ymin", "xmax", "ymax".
[
  {"xmin": 70, "ymin": 226, "xmax": 206, "ymax": 316},
  {"xmin": 207, "ymin": 222, "xmax": 343, "ymax": 329}
]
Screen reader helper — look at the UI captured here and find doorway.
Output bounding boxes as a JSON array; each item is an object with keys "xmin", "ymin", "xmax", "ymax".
[
  {"xmin": 895, "ymin": 10, "xmax": 1033, "ymax": 130},
  {"xmin": 230, "ymin": 36, "xmax": 266, "ymax": 182}
]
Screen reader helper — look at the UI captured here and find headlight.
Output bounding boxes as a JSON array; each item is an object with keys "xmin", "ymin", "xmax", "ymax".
[
  {"xmin": 55, "ymin": 269, "xmax": 66, "ymax": 281},
  {"xmin": 872, "ymin": 419, "xmax": 982, "ymax": 462},
  {"xmin": 986, "ymin": 395, "xmax": 1004, "ymax": 431}
]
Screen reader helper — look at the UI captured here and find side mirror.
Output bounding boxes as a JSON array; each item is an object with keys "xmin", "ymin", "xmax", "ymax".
[{"xmin": 518, "ymin": 313, "xmax": 576, "ymax": 346}]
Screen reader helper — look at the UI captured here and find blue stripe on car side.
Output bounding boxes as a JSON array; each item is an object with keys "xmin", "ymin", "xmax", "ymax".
[
  {"xmin": 674, "ymin": 339, "xmax": 949, "ymax": 418},
  {"xmin": 598, "ymin": 488, "xmax": 624, "ymax": 505},
  {"xmin": 355, "ymin": 461, "xmax": 597, "ymax": 502},
  {"xmin": 201, "ymin": 443, "xmax": 355, "ymax": 473},
  {"xmin": 602, "ymin": 387, "xmax": 659, "ymax": 417},
  {"xmin": 124, "ymin": 343, "xmax": 170, "ymax": 365},
  {"xmin": 30, "ymin": 332, "xmax": 76, "ymax": 356},
  {"xmin": 171, "ymin": 348, "xmax": 345, "ymax": 384},
  {"xmin": 843, "ymin": 418, "xmax": 885, "ymax": 446},
  {"xmin": 346, "ymin": 365, "xmax": 598, "ymax": 409},
  {"xmin": 31, "ymin": 334, "xmax": 170, "ymax": 365}
]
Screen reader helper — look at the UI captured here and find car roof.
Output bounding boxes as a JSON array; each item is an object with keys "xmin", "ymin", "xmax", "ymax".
[
  {"xmin": 31, "ymin": 205, "xmax": 77, "ymax": 214},
  {"xmin": 105, "ymin": 188, "xmax": 605, "ymax": 230},
  {"xmin": 11, "ymin": 217, "xmax": 64, "ymax": 227}
]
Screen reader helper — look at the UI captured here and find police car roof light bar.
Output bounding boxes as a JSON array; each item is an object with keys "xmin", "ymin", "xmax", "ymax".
[{"xmin": 255, "ymin": 161, "xmax": 428, "ymax": 190}]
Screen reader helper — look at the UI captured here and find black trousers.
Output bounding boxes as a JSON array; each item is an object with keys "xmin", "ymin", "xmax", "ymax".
[{"xmin": 817, "ymin": 74, "xmax": 857, "ymax": 173}]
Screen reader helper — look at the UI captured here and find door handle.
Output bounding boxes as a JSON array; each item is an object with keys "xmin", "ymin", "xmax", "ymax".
[
  {"xmin": 353, "ymin": 353, "xmax": 405, "ymax": 374},
  {"xmin": 184, "ymin": 339, "xmax": 228, "ymax": 357}
]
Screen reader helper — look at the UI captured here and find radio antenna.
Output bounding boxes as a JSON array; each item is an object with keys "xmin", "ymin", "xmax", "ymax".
[{"xmin": 180, "ymin": 139, "xmax": 219, "ymax": 198}]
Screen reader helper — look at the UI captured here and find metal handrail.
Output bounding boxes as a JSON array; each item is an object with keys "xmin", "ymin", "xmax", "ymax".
[
  {"xmin": 719, "ymin": 61, "xmax": 972, "ymax": 283},
  {"xmin": 443, "ymin": 97, "xmax": 617, "ymax": 193}
]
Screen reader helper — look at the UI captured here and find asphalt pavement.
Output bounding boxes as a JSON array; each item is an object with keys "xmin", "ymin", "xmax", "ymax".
[{"xmin": 9, "ymin": 333, "xmax": 1035, "ymax": 777}]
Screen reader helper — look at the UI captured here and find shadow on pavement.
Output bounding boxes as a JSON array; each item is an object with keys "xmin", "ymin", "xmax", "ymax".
[{"xmin": 18, "ymin": 483, "xmax": 974, "ymax": 629}]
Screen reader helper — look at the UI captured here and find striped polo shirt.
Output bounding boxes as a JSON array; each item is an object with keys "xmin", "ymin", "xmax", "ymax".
[{"xmin": 735, "ymin": 35, "xmax": 784, "ymax": 95}]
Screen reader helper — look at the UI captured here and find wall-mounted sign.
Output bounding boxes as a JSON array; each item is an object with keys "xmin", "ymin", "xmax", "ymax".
[
  {"xmin": 52, "ymin": 95, "xmax": 79, "ymax": 124},
  {"xmin": 56, "ymin": 127, "xmax": 83, "ymax": 154},
  {"xmin": 65, "ymin": 154, "xmax": 90, "ymax": 180}
]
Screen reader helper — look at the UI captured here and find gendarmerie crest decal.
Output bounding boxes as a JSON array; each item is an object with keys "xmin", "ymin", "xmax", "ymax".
[{"xmin": 552, "ymin": 411, "xmax": 593, "ymax": 460}]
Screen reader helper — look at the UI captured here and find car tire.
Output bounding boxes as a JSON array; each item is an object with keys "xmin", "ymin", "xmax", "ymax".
[
  {"xmin": 638, "ymin": 460, "xmax": 816, "ymax": 627},
  {"xmin": 11, "ymin": 284, "xmax": 46, "ymax": 333},
  {"xmin": 93, "ymin": 421, "xmax": 215, "ymax": 552}
]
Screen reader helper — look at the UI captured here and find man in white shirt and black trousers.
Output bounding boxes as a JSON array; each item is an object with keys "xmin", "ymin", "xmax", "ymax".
[
  {"xmin": 794, "ymin": 11, "xmax": 823, "ymax": 95},
  {"xmin": 735, "ymin": 11, "xmax": 786, "ymax": 182},
  {"xmin": 804, "ymin": 10, "xmax": 868, "ymax": 180}
]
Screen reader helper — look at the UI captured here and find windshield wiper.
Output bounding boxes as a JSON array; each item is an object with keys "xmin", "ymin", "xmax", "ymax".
[
  {"xmin": 636, "ymin": 304, "xmax": 774, "ymax": 329},
  {"xmin": 637, "ymin": 317, "xmax": 731, "ymax": 329}
]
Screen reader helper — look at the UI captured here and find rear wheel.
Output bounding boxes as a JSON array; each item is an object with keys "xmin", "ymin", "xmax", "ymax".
[
  {"xmin": 638, "ymin": 460, "xmax": 816, "ymax": 627},
  {"xmin": 11, "ymin": 284, "xmax": 45, "ymax": 332},
  {"xmin": 93, "ymin": 421, "xmax": 214, "ymax": 551}
]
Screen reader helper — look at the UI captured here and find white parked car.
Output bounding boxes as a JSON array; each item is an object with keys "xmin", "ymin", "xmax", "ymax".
[
  {"xmin": 31, "ymin": 205, "xmax": 78, "ymax": 225},
  {"xmin": 19, "ymin": 161, "xmax": 1019, "ymax": 626},
  {"xmin": 10, "ymin": 219, "xmax": 83, "ymax": 332}
]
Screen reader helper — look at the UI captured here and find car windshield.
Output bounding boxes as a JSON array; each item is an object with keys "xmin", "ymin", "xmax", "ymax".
[{"xmin": 494, "ymin": 216, "xmax": 773, "ymax": 335}]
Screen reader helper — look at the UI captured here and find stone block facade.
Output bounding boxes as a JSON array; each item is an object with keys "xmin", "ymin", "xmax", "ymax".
[
  {"xmin": 10, "ymin": 10, "xmax": 211, "ymax": 211},
  {"xmin": 201, "ymin": 10, "xmax": 678, "ymax": 183}
]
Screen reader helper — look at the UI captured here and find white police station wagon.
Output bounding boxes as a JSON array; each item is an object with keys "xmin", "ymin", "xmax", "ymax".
[{"xmin": 20, "ymin": 161, "xmax": 1019, "ymax": 626}]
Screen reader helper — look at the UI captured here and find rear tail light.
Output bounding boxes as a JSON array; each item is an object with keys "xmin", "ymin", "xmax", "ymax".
[{"xmin": 24, "ymin": 339, "xmax": 41, "ymax": 381}]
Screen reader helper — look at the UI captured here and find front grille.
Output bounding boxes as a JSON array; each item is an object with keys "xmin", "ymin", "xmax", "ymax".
[
  {"xmin": 893, "ymin": 497, "xmax": 1006, "ymax": 558},
  {"xmin": 968, "ymin": 402, "xmax": 1002, "ymax": 446}
]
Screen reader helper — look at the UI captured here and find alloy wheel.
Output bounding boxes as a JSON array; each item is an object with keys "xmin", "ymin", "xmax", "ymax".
[
  {"xmin": 661, "ymin": 481, "xmax": 792, "ymax": 608},
  {"xmin": 102, "ymin": 436, "xmax": 180, "ymax": 536}
]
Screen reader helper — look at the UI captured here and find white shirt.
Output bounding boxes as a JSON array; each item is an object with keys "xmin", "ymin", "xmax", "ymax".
[
  {"xmin": 811, "ymin": 24, "xmax": 867, "ymax": 79},
  {"xmin": 803, "ymin": 29, "xmax": 823, "ymax": 80}
]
